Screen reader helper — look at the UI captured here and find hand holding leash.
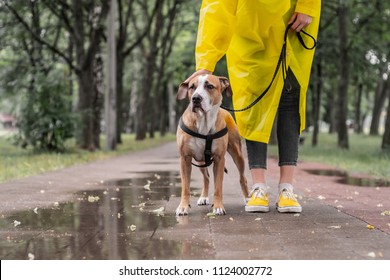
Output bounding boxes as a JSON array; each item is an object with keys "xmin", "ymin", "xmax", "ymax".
[{"xmin": 288, "ymin": 12, "xmax": 313, "ymax": 32}]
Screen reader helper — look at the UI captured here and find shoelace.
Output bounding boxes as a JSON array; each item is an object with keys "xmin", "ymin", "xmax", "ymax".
[
  {"xmin": 280, "ymin": 189, "xmax": 297, "ymax": 201},
  {"xmin": 250, "ymin": 187, "xmax": 268, "ymax": 199}
]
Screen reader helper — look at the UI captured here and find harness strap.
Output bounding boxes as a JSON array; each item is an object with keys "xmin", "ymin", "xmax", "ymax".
[{"xmin": 179, "ymin": 118, "xmax": 228, "ymax": 168}]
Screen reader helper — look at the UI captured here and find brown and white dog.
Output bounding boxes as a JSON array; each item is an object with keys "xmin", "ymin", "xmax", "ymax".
[{"xmin": 176, "ymin": 74, "xmax": 249, "ymax": 216}]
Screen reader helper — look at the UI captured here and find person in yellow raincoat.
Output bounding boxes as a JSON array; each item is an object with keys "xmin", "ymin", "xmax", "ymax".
[{"xmin": 185, "ymin": 0, "xmax": 321, "ymax": 213}]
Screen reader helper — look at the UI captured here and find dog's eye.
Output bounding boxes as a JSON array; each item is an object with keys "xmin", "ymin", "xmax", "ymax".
[
  {"xmin": 206, "ymin": 84, "xmax": 214, "ymax": 90},
  {"xmin": 189, "ymin": 84, "xmax": 195, "ymax": 90}
]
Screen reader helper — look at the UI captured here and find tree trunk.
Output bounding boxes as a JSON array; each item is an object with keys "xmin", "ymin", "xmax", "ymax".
[
  {"xmin": 105, "ymin": 0, "xmax": 117, "ymax": 150},
  {"xmin": 312, "ymin": 61, "xmax": 322, "ymax": 146},
  {"xmin": 116, "ymin": 52, "xmax": 124, "ymax": 143},
  {"xmin": 77, "ymin": 69, "xmax": 95, "ymax": 150},
  {"xmin": 354, "ymin": 82, "xmax": 363, "ymax": 134},
  {"xmin": 336, "ymin": 5, "xmax": 349, "ymax": 149},
  {"xmin": 167, "ymin": 80, "xmax": 177, "ymax": 133},
  {"xmin": 92, "ymin": 53, "xmax": 104, "ymax": 149},
  {"xmin": 381, "ymin": 84, "xmax": 390, "ymax": 150},
  {"xmin": 136, "ymin": 0, "xmax": 164, "ymax": 141},
  {"xmin": 370, "ymin": 71, "xmax": 388, "ymax": 135}
]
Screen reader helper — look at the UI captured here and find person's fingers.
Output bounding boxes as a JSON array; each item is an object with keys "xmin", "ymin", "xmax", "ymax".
[
  {"xmin": 289, "ymin": 12, "xmax": 312, "ymax": 32},
  {"xmin": 288, "ymin": 12, "xmax": 298, "ymax": 24}
]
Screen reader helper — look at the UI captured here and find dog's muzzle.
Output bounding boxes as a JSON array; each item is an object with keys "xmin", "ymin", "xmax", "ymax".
[{"xmin": 191, "ymin": 94, "xmax": 204, "ymax": 112}]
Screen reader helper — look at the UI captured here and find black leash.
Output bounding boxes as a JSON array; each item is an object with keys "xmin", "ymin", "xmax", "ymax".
[
  {"xmin": 179, "ymin": 118, "xmax": 228, "ymax": 169},
  {"xmin": 220, "ymin": 23, "xmax": 317, "ymax": 113}
]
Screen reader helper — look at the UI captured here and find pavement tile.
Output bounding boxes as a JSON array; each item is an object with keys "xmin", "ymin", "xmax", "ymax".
[{"xmin": 1, "ymin": 141, "xmax": 390, "ymax": 260}]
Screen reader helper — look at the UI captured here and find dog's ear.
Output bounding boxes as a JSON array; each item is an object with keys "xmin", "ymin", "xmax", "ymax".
[
  {"xmin": 177, "ymin": 82, "xmax": 189, "ymax": 100},
  {"xmin": 219, "ymin": 77, "xmax": 233, "ymax": 97}
]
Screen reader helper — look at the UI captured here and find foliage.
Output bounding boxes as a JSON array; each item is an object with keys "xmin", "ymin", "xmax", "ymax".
[
  {"xmin": 0, "ymin": 0, "xmax": 390, "ymax": 153},
  {"xmin": 0, "ymin": 133, "xmax": 176, "ymax": 183},
  {"xmin": 13, "ymin": 70, "xmax": 75, "ymax": 152},
  {"xmin": 269, "ymin": 132, "xmax": 390, "ymax": 179}
]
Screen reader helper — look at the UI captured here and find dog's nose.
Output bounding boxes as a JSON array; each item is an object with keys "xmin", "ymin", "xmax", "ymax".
[{"xmin": 192, "ymin": 94, "xmax": 203, "ymax": 103}]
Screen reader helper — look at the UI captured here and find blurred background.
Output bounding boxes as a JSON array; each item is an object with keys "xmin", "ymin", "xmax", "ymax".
[{"xmin": 0, "ymin": 0, "xmax": 389, "ymax": 181}]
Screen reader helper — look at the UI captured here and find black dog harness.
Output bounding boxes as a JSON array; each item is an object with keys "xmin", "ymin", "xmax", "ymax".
[{"xmin": 179, "ymin": 118, "xmax": 228, "ymax": 168}]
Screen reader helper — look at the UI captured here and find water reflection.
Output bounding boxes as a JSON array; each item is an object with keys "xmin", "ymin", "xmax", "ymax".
[
  {"xmin": 0, "ymin": 171, "xmax": 210, "ymax": 260},
  {"xmin": 305, "ymin": 169, "xmax": 390, "ymax": 187}
]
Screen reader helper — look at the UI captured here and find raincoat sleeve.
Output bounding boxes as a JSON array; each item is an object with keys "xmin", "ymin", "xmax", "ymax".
[
  {"xmin": 195, "ymin": 0, "xmax": 238, "ymax": 72},
  {"xmin": 295, "ymin": 0, "xmax": 321, "ymax": 18}
]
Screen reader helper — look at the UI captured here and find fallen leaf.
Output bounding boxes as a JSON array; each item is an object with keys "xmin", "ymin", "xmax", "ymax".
[
  {"xmin": 317, "ymin": 195, "xmax": 326, "ymax": 200},
  {"xmin": 294, "ymin": 213, "xmax": 300, "ymax": 217},
  {"xmin": 13, "ymin": 220, "xmax": 21, "ymax": 227},
  {"xmin": 229, "ymin": 217, "xmax": 234, "ymax": 222},
  {"xmin": 381, "ymin": 210, "xmax": 390, "ymax": 216},
  {"xmin": 328, "ymin": 225, "xmax": 341, "ymax": 229},
  {"xmin": 143, "ymin": 182, "xmax": 151, "ymax": 191},
  {"xmin": 28, "ymin": 253, "xmax": 35, "ymax": 260},
  {"xmin": 152, "ymin": 207, "xmax": 165, "ymax": 216},
  {"xmin": 88, "ymin": 195, "xmax": 100, "ymax": 203},
  {"xmin": 254, "ymin": 218, "xmax": 262, "ymax": 221},
  {"xmin": 33, "ymin": 208, "xmax": 38, "ymax": 214},
  {"xmin": 154, "ymin": 174, "xmax": 161, "ymax": 180},
  {"xmin": 367, "ymin": 224, "xmax": 375, "ymax": 230},
  {"xmin": 129, "ymin": 225, "xmax": 137, "ymax": 231},
  {"xmin": 367, "ymin": 252, "xmax": 376, "ymax": 258},
  {"xmin": 207, "ymin": 212, "xmax": 216, "ymax": 218}
]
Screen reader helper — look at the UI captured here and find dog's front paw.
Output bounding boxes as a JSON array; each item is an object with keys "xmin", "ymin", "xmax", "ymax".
[
  {"xmin": 197, "ymin": 196, "xmax": 210, "ymax": 206},
  {"xmin": 176, "ymin": 204, "xmax": 190, "ymax": 216},
  {"xmin": 213, "ymin": 207, "xmax": 226, "ymax": 215}
]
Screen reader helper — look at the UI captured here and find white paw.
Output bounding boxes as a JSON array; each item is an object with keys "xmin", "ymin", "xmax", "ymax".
[
  {"xmin": 213, "ymin": 207, "xmax": 226, "ymax": 215},
  {"xmin": 197, "ymin": 197, "xmax": 210, "ymax": 205},
  {"xmin": 175, "ymin": 205, "xmax": 189, "ymax": 216}
]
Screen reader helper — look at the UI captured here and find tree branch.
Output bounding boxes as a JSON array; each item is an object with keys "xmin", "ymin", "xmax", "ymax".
[{"xmin": 5, "ymin": 3, "xmax": 79, "ymax": 73}]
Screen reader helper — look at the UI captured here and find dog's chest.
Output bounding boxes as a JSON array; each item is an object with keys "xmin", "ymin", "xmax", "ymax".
[
  {"xmin": 188, "ymin": 137, "xmax": 212, "ymax": 162},
  {"xmin": 188, "ymin": 122, "xmax": 217, "ymax": 162}
]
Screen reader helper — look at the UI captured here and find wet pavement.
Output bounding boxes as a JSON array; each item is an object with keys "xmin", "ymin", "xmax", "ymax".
[{"xmin": 1, "ymin": 141, "xmax": 390, "ymax": 260}]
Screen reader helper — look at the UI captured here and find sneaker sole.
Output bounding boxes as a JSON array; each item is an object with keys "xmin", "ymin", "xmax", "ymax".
[
  {"xmin": 277, "ymin": 206, "xmax": 302, "ymax": 213},
  {"xmin": 245, "ymin": 205, "xmax": 270, "ymax": 212}
]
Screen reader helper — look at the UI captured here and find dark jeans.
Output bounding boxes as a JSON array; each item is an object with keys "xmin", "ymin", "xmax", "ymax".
[{"xmin": 246, "ymin": 69, "xmax": 300, "ymax": 169}]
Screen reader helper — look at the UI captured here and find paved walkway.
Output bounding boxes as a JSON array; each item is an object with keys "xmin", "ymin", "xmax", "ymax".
[{"xmin": 1, "ymin": 141, "xmax": 390, "ymax": 260}]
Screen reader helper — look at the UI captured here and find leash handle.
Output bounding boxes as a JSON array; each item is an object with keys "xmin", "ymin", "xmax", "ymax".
[{"xmin": 221, "ymin": 24, "xmax": 317, "ymax": 113}]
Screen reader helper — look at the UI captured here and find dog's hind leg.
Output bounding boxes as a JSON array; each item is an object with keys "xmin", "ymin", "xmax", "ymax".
[
  {"xmin": 197, "ymin": 167, "xmax": 210, "ymax": 206},
  {"xmin": 228, "ymin": 140, "xmax": 250, "ymax": 199}
]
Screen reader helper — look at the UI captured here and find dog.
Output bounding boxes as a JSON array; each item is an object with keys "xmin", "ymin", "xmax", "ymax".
[{"xmin": 176, "ymin": 74, "xmax": 249, "ymax": 216}]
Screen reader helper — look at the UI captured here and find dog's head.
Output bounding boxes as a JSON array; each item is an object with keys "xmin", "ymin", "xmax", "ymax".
[{"xmin": 177, "ymin": 74, "xmax": 232, "ymax": 113}]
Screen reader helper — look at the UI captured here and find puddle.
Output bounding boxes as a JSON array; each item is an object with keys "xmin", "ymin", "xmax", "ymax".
[
  {"xmin": 336, "ymin": 177, "xmax": 390, "ymax": 187},
  {"xmin": 305, "ymin": 169, "xmax": 390, "ymax": 187},
  {"xmin": 305, "ymin": 169, "xmax": 348, "ymax": 177},
  {"xmin": 0, "ymin": 171, "xmax": 212, "ymax": 260}
]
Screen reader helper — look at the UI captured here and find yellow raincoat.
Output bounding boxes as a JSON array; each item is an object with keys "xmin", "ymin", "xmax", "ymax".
[{"xmin": 195, "ymin": 0, "xmax": 321, "ymax": 143}]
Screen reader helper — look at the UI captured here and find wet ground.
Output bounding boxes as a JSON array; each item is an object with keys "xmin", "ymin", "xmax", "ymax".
[{"xmin": 1, "ymin": 142, "xmax": 390, "ymax": 260}]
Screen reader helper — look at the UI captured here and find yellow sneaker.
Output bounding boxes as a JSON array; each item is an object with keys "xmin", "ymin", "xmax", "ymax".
[
  {"xmin": 277, "ymin": 187, "xmax": 302, "ymax": 213},
  {"xmin": 245, "ymin": 185, "xmax": 269, "ymax": 212}
]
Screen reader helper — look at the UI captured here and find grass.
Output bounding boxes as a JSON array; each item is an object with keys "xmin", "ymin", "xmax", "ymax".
[
  {"xmin": 269, "ymin": 132, "xmax": 390, "ymax": 179},
  {"xmin": 1, "ymin": 131, "xmax": 389, "ymax": 183},
  {"xmin": 0, "ymin": 133, "xmax": 176, "ymax": 183}
]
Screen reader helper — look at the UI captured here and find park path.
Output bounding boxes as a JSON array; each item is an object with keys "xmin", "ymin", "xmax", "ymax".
[{"xmin": 0, "ymin": 141, "xmax": 390, "ymax": 260}]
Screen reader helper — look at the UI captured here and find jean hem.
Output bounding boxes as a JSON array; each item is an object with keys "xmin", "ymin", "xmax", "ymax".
[
  {"xmin": 249, "ymin": 165, "xmax": 267, "ymax": 170},
  {"xmin": 278, "ymin": 162, "xmax": 297, "ymax": 167}
]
